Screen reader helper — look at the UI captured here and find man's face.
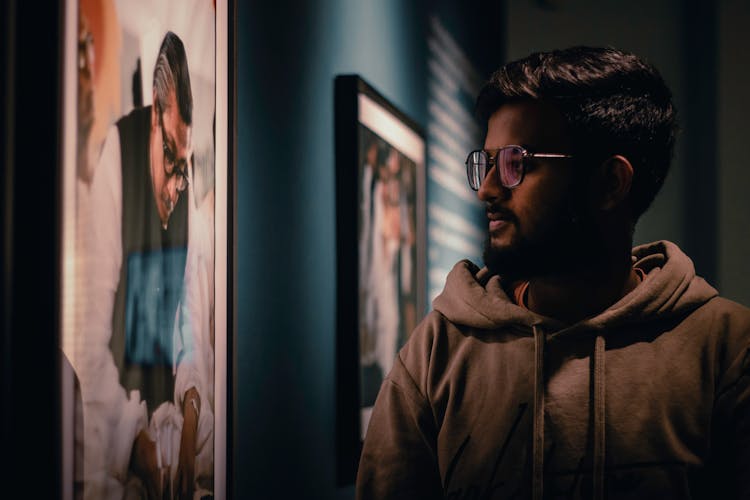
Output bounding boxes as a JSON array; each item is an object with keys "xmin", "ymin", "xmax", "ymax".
[
  {"xmin": 151, "ymin": 89, "xmax": 192, "ymax": 228},
  {"xmin": 478, "ymin": 101, "xmax": 596, "ymax": 280}
]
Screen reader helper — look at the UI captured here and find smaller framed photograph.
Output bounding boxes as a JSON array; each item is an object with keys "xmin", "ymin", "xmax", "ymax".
[{"xmin": 335, "ymin": 75, "xmax": 426, "ymax": 485}]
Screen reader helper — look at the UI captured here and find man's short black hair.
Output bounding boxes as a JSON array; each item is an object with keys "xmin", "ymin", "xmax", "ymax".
[{"xmin": 476, "ymin": 46, "xmax": 677, "ymax": 221}]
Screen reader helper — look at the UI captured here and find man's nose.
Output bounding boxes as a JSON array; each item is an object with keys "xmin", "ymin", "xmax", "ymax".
[
  {"xmin": 477, "ymin": 165, "xmax": 508, "ymax": 202},
  {"xmin": 167, "ymin": 174, "xmax": 180, "ymax": 204}
]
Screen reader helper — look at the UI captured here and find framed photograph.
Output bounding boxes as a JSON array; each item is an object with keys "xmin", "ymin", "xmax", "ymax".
[
  {"xmin": 335, "ymin": 75, "xmax": 426, "ymax": 484},
  {"xmin": 59, "ymin": 0, "xmax": 236, "ymax": 498}
]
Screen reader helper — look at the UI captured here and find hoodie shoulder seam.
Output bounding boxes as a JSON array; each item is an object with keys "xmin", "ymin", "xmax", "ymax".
[{"xmin": 454, "ymin": 291, "xmax": 497, "ymax": 327}]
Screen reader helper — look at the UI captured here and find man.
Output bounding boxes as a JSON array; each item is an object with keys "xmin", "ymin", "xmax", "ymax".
[
  {"xmin": 357, "ymin": 47, "xmax": 750, "ymax": 499},
  {"xmin": 81, "ymin": 31, "xmax": 203, "ymax": 499}
]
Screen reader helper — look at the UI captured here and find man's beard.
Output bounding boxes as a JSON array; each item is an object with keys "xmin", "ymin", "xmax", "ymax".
[{"xmin": 482, "ymin": 192, "xmax": 601, "ymax": 281}]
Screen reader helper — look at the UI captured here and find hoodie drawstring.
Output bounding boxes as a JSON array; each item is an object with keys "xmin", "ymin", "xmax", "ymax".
[
  {"xmin": 532, "ymin": 325, "xmax": 545, "ymax": 500},
  {"xmin": 593, "ymin": 334, "xmax": 606, "ymax": 499},
  {"xmin": 531, "ymin": 328, "xmax": 607, "ymax": 500}
]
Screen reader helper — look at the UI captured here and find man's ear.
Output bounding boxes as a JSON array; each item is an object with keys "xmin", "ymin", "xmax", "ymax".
[{"xmin": 594, "ymin": 155, "xmax": 633, "ymax": 211}]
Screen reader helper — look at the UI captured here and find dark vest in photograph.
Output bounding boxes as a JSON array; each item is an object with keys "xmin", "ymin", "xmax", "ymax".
[{"xmin": 111, "ymin": 105, "xmax": 188, "ymax": 413}]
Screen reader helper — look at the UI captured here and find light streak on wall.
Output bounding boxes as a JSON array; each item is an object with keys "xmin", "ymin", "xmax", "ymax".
[{"xmin": 426, "ymin": 15, "xmax": 485, "ymax": 306}]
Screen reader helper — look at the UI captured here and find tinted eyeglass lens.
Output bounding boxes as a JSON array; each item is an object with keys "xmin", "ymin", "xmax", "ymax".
[
  {"xmin": 467, "ymin": 150, "xmax": 488, "ymax": 190},
  {"xmin": 499, "ymin": 146, "xmax": 524, "ymax": 187}
]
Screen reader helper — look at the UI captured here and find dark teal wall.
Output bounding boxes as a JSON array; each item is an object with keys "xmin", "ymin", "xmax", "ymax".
[
  {"xmin": 236, "ymin": 2, "xmax": 428, "ymax": 498},
  {"xmin": 236, "ymin": 1, "xmax": 501, "ymax": 497}
]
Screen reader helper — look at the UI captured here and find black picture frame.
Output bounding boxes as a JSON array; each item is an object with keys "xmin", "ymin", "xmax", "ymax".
[
  {"xmin": 335, "ymin": 75, "xmax": 427, "ymax": 485},
  {"xmin": 2, "ymin": 1, "xmax": 64, "ymax": 497}
]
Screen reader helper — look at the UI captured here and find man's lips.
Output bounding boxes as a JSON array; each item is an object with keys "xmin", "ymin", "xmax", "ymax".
[
  {"xmin": 489, "ymin": 219, "xmax": 508, "ymax": 231},
  {"xmin": 486, "ymin": 209, "xmax": 515, "ymax": 232}
]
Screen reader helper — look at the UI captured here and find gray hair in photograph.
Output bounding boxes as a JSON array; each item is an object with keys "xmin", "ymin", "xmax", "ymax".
[{"xmin": 152, "ymin": 31, "xmax": 193, "ymax": 125}]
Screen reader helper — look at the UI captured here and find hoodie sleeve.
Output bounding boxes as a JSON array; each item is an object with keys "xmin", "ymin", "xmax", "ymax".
[
  {"xmin": 711, "ymin": 301, "xmax": 750, "ymax": 498},
  {"xmin": 356, "ymin": 318, "xmax": 444, "ymax": 500}
]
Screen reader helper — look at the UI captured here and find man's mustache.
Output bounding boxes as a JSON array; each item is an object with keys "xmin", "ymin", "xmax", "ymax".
[
  {"xmin": 485, "ymin": 204, "xmax": 517, "ymax": 222},
  {"xmin": 163, "ymin": 194, "xmax": 175, "ymax": 215}
]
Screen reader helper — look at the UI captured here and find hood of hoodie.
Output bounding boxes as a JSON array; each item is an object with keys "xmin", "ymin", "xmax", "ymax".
[{"xmin": 432, "ymin": 240, "xmax": 718, "ymax": 336}]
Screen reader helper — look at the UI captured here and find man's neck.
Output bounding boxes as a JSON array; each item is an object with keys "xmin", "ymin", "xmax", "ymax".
[{"xmin": 525, "ymin": 252, "xmax": 640, "ymax": 325}]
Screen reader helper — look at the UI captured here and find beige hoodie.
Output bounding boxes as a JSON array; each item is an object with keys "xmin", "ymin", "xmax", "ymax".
[{"xmin": 357, "ymin": 241, "xmax": 750, "ymax": 499}]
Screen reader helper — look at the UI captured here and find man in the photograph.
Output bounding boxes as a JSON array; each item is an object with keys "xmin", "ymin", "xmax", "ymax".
[
  {"xmin": 357, "ymin": 46, "xmax": 750, "ymax": 499},
  {"xmin": 80, "ymin": 30, "xmax": 201, "ymax": 499}
]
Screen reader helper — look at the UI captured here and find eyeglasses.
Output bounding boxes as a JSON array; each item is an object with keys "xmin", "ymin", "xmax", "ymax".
[
  {"xmin": 465, "ymin": 145, "xmax": 573, "ymax": 190},
  {"xmin": 157, "ymin": 107, "xmax": 190, "ymax": 192}
]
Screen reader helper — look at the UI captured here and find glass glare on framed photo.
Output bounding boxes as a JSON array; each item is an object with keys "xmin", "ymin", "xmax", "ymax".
[{"xmin": 60, "ymin": 1, "xmax": 231, "ymax": 498}]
